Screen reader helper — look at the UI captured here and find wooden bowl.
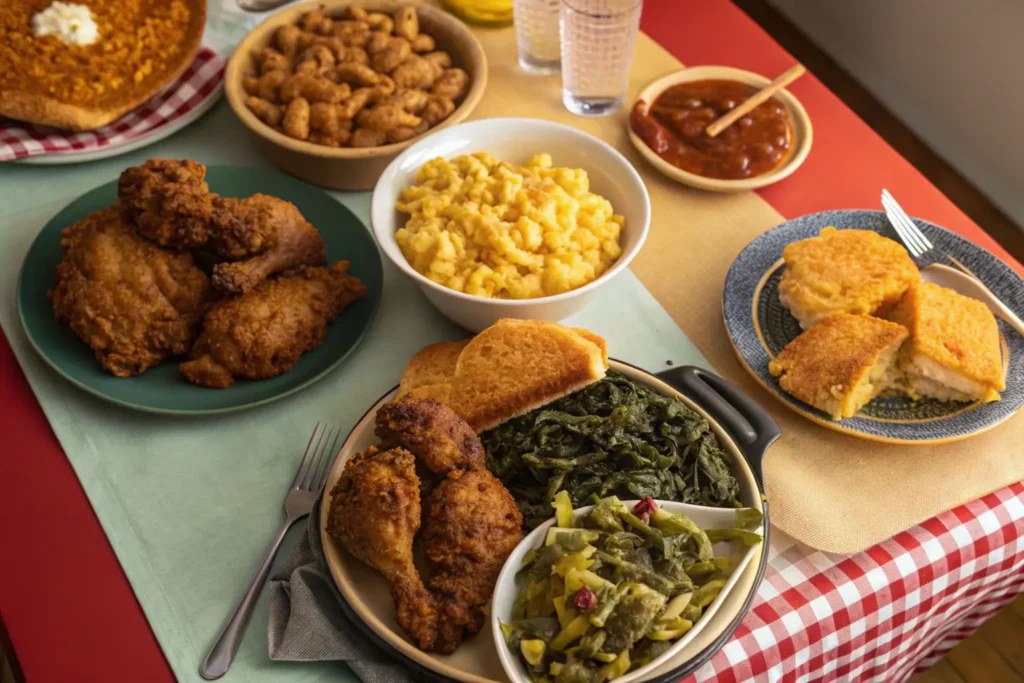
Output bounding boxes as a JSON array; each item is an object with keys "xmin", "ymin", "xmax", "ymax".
[
  {"xmin": 225, "ymin": 0, "xmax": 488, "ymax": 191},
  {"xmin": 628, "ymin": 66, "xmax": 813, "ymax": 193}
]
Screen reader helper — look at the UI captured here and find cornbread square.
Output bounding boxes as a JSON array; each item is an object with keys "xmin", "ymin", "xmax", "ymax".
[
  {"xmin": 778, "ymin": 227, "xmax": 920, "ymax": 329},
  {"xmin": 889, "ymin": 282, "xmax": 1004, "ymax": 403},
  {"xmin": 769, "ymin": 314, "xmax": 909, "ymax": 420}
]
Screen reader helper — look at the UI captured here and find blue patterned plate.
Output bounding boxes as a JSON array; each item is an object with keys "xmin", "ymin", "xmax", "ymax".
[{"xmin": 723, "ymin": 210, "xmax": 1024, "ymax": 444}]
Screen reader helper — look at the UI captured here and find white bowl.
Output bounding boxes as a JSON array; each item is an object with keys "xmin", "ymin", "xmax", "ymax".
[
  {"xmin": 370, "ymin": 118, "xmax": 651, "ymax": 331},
  {"xmin": 491, "ymin": 500, "xmax": 762, "ymax": 683},
  {"xmin": 628, "ymin": 66, "xmax": 813, "ymax": 193}
]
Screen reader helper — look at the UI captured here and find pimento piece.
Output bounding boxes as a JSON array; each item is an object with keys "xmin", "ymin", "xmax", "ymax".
[
  {"xmin": 574, "ymin": 586, "xmax": 597, "ymax": 611},
  {"xmin": 633, "ymin": 497, "xmax": 658, "ymax": 523}
]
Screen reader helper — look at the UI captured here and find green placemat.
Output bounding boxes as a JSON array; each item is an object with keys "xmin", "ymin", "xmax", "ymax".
[{"xmin": 0, "ymin": 122, "xmax": 711, "ymax": 682}]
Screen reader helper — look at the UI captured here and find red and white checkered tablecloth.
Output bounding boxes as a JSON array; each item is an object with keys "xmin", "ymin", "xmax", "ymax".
[
  {"xmin": 0, "ymin": 47, "xmax": 225, "ymax": 161},
  {"xmin": 691, "ymin": 482, "xmax": 1024, "ymax": 682}
]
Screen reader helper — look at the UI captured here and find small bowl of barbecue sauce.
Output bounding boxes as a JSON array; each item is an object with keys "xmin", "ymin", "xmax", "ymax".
[{"xmin": 628, "ymin": 66, "xmax": 813, "ymax": 192}]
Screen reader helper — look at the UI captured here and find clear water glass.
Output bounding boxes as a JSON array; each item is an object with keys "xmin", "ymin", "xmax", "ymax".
[
  {"xmin": 514, "ymin": 0, "xmax": 562, "ymax": 74},
  {"xmin": 560, "ymin": 0, "xmax": 643, "ymax": 116}
]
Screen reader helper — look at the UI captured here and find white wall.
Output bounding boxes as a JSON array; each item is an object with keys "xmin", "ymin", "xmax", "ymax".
[{"xmin": 768, "ymin": 0, "xmax": 1024, "ymax": 230}]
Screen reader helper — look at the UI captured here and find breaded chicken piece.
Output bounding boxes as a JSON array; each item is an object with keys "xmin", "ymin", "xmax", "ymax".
[
  {"xmin": 326, "ymin": 447, "xmax": 440, "ymax": 651},
  {"xmin": 769, "ymin": 314, "xmax": 909, "ymax": 420},
  {"xmin": 207, "ymin": 194, "xmax": 327, "ymax": 294},
  {"xmin": 179, "ymin": 261, "xmax": 367, "ymax": 388},
  {"xmin": 888, "ymin": 282, "xmax": 1004, "ymax": 403},
  {"xmin": 779, "ymin": 227, "xmax": 920, "ymax": 329},
  {"xmin": 375, "ymin": 397, "xmax": 484, "ymax": 475},
  {"xmin": 49, "ymin": 205, "xmax": 210, "ymax": 377},
  {"xmin": 422, "ymin": 469, "xmax": 524, "ymax": 653},
  {"xmin": 117, "ymin": 159, "xmax": 213, "ymax": 250}
]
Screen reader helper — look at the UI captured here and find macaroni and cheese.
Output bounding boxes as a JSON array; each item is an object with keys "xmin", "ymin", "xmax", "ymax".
[{"xmin": 395, "ymin": 152, "xmax": 624, "ymax": 299}]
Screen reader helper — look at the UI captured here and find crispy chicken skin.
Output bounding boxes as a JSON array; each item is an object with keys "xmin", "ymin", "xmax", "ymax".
[
  {"xmin": 180, "ymin": 261, "xmax": 367, "ymax": 388},
  {"xmin": 117, "ymin": 159, "xmax": 213, "ymax": 250},
  {"xmin": 422, "ymin": 469, "xmax": 524, "ymax": 653},
  {"xmin": 375, "ymin": 397, "xmax": 484, "ymax": 475},
  {"xmin": 49, "ymin": 205, "xmax": 210, "ymax": 376},
  {"xmin": 207, "ymin": 194, "xmax": 328, "ymax": 294},
  {"xmin": 326, "ymin": 447, "xmax": 441, "ymax": 651}
]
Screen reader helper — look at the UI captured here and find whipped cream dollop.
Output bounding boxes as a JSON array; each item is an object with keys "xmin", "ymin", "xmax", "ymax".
[{"xmin": 32, "ymin": 2, "xmax": 99, "ymax": 46}]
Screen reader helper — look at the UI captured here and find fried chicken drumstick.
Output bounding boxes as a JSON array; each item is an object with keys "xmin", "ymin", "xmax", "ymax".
[
  {"xmin": 50, "ymin": 205, "xmax": 210, "ymax": 376},
  {"xmin": 180, "ymin": 261, "xmax": 367, "ymax": 388},
  {"xmin": 330, "ymin": 397, "xmax": 522, "ymax": 654},
  {"xmin": 326, "ymin": 447, "xmax": 440, "ymax": 651},
  {"xmin": 117, "ymin": 159, "xmax": 213, "ymax": 250},
  {"xmin": 208, "ymin": 194, "xmax": 328, "ymax": 295}
]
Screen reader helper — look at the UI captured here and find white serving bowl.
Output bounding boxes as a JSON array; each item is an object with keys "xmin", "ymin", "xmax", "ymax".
[
  {"xmin": 628, "ymin": 66, "xmax": 813, "ymax": 192},
  {"xmin": 491, "ymin": 500, "xmax": 762, "ymax": 683},
  {"xmin": 370, "ymin": 118, "xmax": 651, "ymax": 331}
]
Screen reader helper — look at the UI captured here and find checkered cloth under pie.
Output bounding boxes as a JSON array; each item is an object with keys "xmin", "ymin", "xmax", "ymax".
[{"xmin": 0, "ymin": 47, "xmax": 224, "ymax": 162}]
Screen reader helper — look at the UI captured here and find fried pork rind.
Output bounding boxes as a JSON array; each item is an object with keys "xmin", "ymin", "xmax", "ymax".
[{"xmin": 242, "ymin": 4, "xmax": 469, "ymax": 148}]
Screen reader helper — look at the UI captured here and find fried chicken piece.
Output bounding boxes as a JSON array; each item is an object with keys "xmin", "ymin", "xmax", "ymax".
[
  {"xmin": 180, "ymin": 261, "xmax": 367, "ymax": 388},
  {"xmin": 422, "ymin": 469, "xmax": 524, "ymax": 653},
  {"xmin": 327, "ymin": 447, "xmax": 440, "ymax": 651},
  {"xmin": 207, "ymin": 193, "xmax": 328, "ymax": 294},
  {"xmin": 117, "ymin": 159, "xmax": 213, "ymax": 250},
  {"xmin": 375, "ymin": 397, "xmax": 484, "ymax": 475},
  {"xmin": 50, "ymin": 205, "xmax": 210, "ymax": 376}
]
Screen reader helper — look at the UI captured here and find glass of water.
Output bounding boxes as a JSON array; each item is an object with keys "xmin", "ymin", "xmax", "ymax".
[
  {"xmin": 560, "ymin": 0, "xmax": 643, "ymax": 116},
  {"xmin": 514, "ymin": 0, "xmax": 562, "ymax": 74}
]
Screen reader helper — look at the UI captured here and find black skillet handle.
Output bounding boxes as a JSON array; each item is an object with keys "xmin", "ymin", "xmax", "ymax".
[{"xmin": 656, "ymin": 365, "xmax": 779, "ymax": 492}]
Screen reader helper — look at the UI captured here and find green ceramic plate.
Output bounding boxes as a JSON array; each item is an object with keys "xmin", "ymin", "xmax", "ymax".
[{"xmin": 17, "ymin": 166, "xmax": 383, "ymax": 415}]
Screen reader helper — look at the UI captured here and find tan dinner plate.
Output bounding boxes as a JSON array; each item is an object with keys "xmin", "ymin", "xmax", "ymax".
[{"xmin": 319, "ymin": 361, "xmax": 777, "ymax": 682}]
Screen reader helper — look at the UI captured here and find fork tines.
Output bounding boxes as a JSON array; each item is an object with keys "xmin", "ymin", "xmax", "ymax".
[
  {"xmin": 292, "ymin": 422, "xmax": 342, "ymax": 493},
  {"xmin": 881, "ymin": 188, "xmax": 934, "ymax": 257}
]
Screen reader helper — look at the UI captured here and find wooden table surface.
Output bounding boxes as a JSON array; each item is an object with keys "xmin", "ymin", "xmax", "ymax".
[{"xmin": 0, "ymin": 1, "xmax": 1021, "ymax": 681}]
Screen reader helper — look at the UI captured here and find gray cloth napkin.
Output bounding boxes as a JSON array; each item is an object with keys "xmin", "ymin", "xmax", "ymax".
[{"xmin": 267, "ymin": 499, "xmax": 414, "ymax": 683}]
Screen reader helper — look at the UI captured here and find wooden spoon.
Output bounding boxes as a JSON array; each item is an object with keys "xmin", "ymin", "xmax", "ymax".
[{"xmin": 705, "ymin": 64, "xmax": 806, "ymax": 138}]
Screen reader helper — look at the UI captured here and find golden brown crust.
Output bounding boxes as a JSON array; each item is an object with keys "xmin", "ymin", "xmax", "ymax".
[
  {"xmin": 0, "ymin": 0, "xmax": 206, "ymax": 131},
  {"xmin": 421, "ymin": 468, "xmax": 523, "ymax": 652},
  {"xmin": 889, "ymin": 282, "xmax": 1005, "ymax": 391},
  {"xmin": 49, "ymin": 204, "xmax": 211, "ymax": 376},
  {"xmin": 375, "ymin": 397, "xmax": 484, "ymax": 475},
  {"xmin": 779, "ymin": 227, "xmax": 920, "ymax": 327},
  {"xmin": 179, "ymin": 261, "xmax": 367, "ymax": 387},
  {"xmin": 769, "ymin": 314, "xmax": 908, "ymax": 416},
  {"xmin": 207, "ymin": 193, "xmax": 328, "ymax": 294},
  {"xmin": 327, "ymin": 446, "xmax": 441, "ymax": 651},
  {"xmin": 117, "ymin": 159, "xmax": 213, "ymax": 250}
]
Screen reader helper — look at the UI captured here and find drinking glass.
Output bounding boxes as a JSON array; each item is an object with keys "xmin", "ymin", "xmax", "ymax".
[
  {"xmin": 560, "ymin": 0, "xmax": 642, "ymax": 116},
  {"xmin": 513, "ymin": 0, "xmax": 562, "ymax": 74}
]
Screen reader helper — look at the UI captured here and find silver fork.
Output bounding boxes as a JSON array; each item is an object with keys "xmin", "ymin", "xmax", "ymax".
[
  {"xmin": 200, "ymin": 423, "xmax": 341, "ymax": 680},
  {"xmin": 881, "ymin": 188, "xmax": 1024, "ymax": 337}
]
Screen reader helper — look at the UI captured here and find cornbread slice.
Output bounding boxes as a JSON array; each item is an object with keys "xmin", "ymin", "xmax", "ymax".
[
  {"xmin": 779, "ymin": 227, "xmax": 920, "ymax": 328},
  {"xmin": 888, "ymin": 282, "xmax": 1004, "ymax": 403},
  {"xmin": 769, "ymin": 314, "xmax": 909, "ymax": 420}
]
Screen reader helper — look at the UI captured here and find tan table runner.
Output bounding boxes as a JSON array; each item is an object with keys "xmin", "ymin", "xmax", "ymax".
[{"xmin": 464, "ymin": 24, "xmax": 1024, "ymax": 553}]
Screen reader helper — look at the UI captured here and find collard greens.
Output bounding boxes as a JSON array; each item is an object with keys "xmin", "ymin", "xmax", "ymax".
[{"xmin": 483, "ymin": 372, "xmax": 741, "ymax": 529}]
